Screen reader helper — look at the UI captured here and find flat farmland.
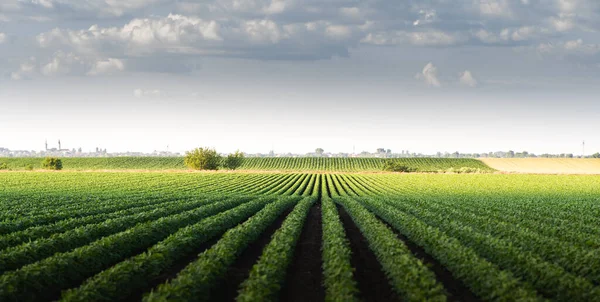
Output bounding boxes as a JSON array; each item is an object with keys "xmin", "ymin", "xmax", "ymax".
[
  {"xmin": 0, "ymin": 157, "xmax": 493, "ymax": 172},
  {"xmin": 481, "ymin": 158, "xmax": 600, "ymax": 174},
  {"xmin": 1, "ymin": 172, "xmax": 600, "ymax": 301}
]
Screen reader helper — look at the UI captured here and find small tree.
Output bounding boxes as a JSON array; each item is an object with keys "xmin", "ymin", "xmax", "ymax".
[
  {"xmin": 42, "ymin": 157, "xmax": 63, "ymax": 170},
  {"xmin": 184, "ymin": 147, "xmax": 221, "ymax": 170},
  {"xmin": 224, "ymin": 150, "xmax": 245, "ymax": 170},
  {"xmin": 382, "ymin": 159, "xmax": 416, "ymax": 172},
  {"xmin": 315, "ymin": 148, "xmax": 324, "ymax": 156}
]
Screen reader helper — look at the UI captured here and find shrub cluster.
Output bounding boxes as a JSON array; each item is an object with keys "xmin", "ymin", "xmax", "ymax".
[
  {"xmin": 382, "ymin": 160, "xmax": 416, "ymax": 172},
  {"xmin": 42, "ymin": 157, "xmax": 62, "ymax": 170},
  {"xmin": 184, "ymin": 148, "xmax": 244, "ymax": 170}
]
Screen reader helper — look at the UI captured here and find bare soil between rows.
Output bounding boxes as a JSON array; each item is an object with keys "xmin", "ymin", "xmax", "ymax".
[
  {"xmin": 279, "ymin": 203, "xmax": 324, "ymax": 302},
  {"xmin": 337, "ymin": 204, "xmax": 401, "ymax": 302},
  {"xmin": 210, "ymin": 206, "xmax": 294, "ymax": 301}
]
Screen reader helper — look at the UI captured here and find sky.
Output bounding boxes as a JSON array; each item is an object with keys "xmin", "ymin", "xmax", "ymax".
[{"xmin": 1, "ymin": 0, "xmax": 599, "ymax": 155}]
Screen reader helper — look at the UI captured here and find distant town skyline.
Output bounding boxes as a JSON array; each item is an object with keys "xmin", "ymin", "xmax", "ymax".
[{"xmin": 0, "ymin": 139, "xmax": 593, "ymax": 159}]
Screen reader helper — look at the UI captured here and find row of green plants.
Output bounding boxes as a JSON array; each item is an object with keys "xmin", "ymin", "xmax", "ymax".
[
  {"xmin": 320, "ymin": 193, "xmax": 359, "ymax": 302},
  {"xmin": 143, "ymin": 196, "xmax": 302, "ymax": 302},
  {"xmin": 0, "ymin": 196, "xmax": 240, "ymax": 273},
  {"xmin": 376, "ymin": 196, "xmax": 600, "ymax": 300},
  {"xmin": 236, "ymin": 196, "xmax": 315, "ymax": 301},
  {"xmin": 324, "ymin": 175, "xmax": 448, "ymax": 301},
  {"xmin": 0, "ymin": 197, "xmax": 267, "ymax": 302},
  {"xmin": 0, "ymin": 156, "xmax": 495, "ymax": 172},
  {"xmin": 60, "ymin": 197, "xmax": 277, "ymax": 302},
  {"xmin": 357, "ymin": 196, "xmax": 542, "ymax": 301},
  {"xmin": 0, "ymin": 195, "xmax": 226, "ymax": 250},
  {"xmin": 389, "ymin": 192, "xmax": 600, "ymax": 282},
  {"xmin": 335, "ymin": 196, "xmax": 447, "ymax": 301}
]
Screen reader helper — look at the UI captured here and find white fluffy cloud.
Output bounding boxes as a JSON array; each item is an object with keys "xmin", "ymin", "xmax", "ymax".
[
  {"xmin": 362, "ymin": 30, "xmax": 464, "ymax": 46},
  {"xmin": 35, "ymin": 14, "xmax": 362, "ymax": 62},
  {"xmin": 36, "ymin": 15, "xmax": 222, "ymax": 56},
  {"xmin": 413, "ymin": 9, "xmax": 437, "ymax": 26},
  {"xmin": 10, "ymin": 53, "xmax": 124, "ymax": 79},
  {"xmin": 41, "ymin": 52, "xmax": 86, "ymax": 76},
  {"xmin": 10, "ymin": 57, "xmax": 38, "ymax": 80},
  {"xmin": 459, "ymin": 70, "xmax": 478, "ymax": 87},
  {"xmin": 479, "ymin": 0, "xmax": 513, "ymax": 18},
  {"xmin": 87, "ymin": 58, "xmax": 125, "ymax": 76},
  {"xmin": 415, "ymin": 62, "xmax": 441, "ymax": 87},
  {"xmin": 537, "ymin": 39, "xmax": 600, "ymax": 56}
]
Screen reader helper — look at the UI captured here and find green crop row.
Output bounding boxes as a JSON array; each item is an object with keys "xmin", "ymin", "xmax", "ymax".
[
  {"xmin": 357, "ymin": 196, "xmax": 543, "ymax": 301},
  {"xmin": 60, "ymin": 196, "xmax": 281, "ymax": 302},
  {"xmin": 321, "ymin": 193, "xmax": 359, "ymax": 302},
  {"xmin": 385, "ymin": 194, "xmax": 600, "ymax": 283},
  {"xmin": 0, "ymin": 197, "xmax": 266, "ymax": 302},
  {"xmin": 236, "ymin": 197, "xmax": 315, "ymax": 301},
  {"xmin": 143, "ymin": 196, "xmax": 303, "ymax": 302},
  {"xmin": 335, "ymin": 196, "xmax": 447, "ymax": 301},
  {"xmin": 0, "ymin": 195, "xmax": 227, "ymax": 251},
  {"xmin": 0, "ymin": 196, "xmax": 240, "ymax": 273},
  {"xmin": 377, "ymin": 196, "xmax": 600, "ymax": 301},
  {"xmin": 0, "ymin": 156, "xmax": 494, "ymax": 172}
]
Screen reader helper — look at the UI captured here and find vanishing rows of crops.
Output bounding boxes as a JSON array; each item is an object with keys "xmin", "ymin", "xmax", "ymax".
[
  {"xmin": 326, "ymin": 174, "xmax": 600, "ymax": 301},
  {"xmin": 0, "ymin": 156, "xmax": 493, "ymax": 172},
  {"xmin": 2, "ymin": 172, "xmax": 600, "ymax": 301},
  {"xmin": 0, "ymin": 172, "xmax": 325, "ymax": 302}
]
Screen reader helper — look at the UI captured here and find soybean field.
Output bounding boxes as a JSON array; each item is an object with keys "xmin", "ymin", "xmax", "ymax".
[
  {"xmin": 1, "ymin": 172, "xmax": 600, "ymax": 301},
  {"xmin": 0, "ymin": 157, "xmax": 493, "ymax": 172}
]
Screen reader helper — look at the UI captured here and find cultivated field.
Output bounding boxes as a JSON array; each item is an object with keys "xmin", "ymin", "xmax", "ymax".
[
  {"xmin": 482, "ymin": 158, "xmax": 600, "ymax": 174},
  {"xmin": 0, "ymin": 157, "xmax": 493, "ymax": 172},
  {"xmin": 1, "ymin": 172, "xmax": 599, "ymax": 301}
]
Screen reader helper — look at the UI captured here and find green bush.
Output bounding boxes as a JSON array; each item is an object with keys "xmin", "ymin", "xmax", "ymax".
[
  {"xmin": 0, "ymin": 163, "xmax": 8, "ymax": 170},
  {"xmin": 223, "ymin": 150, "xmax": 244, "ymax": 170},
  {"xmin": 25, "ymin": 164, "xmax": 34, "ymax": 171},
  {"xmin": 184, "ymin": 148, "xmax": 221, "ymax": 170},
  {"xmin": 383, "ymin": 160, "xmax": 416, "ymax": 172},
  {"xmin": 41, "ymin": 157, "xmax": 63, "ymax": 170}
]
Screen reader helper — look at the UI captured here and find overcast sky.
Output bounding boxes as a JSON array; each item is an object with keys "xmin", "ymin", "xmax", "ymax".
[{"xmin": 1, "ymin": 0, "xmax": 599, "ymax": 155}]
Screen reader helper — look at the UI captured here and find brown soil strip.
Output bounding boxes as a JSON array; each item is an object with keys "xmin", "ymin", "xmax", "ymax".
[
  {"xmin": 336, "ymin": 204, "xmax": 400, "ymax": 302},
  {"xmin": 209, "ymin": 207, "xmax": 294, "ymax": 301},
  {"xmin": 279, "ymin": 203, "xmax": 324, "ymax": 302}
]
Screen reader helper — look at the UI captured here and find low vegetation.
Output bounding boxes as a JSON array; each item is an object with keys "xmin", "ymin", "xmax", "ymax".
[
  {"xmin": 41, "ymin": 157, "xmax": 62, "ymax": 170},
  {"xmin": 1, "ymin": 172, "xmax": 599, "ymax": 301},
  {"xmin": 223, "ymin": 150, "xmax": 245, "ymax": 170},
  {"xmin": 184, "ymin": 148, "xmax": 221, "ymax": 170},
  {"xmin": 382, "ymin": 159, "xmax": 416, "ymax": 172}
]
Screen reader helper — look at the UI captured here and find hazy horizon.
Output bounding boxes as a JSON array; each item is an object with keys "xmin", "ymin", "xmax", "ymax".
[{"xmin": 1, "ymin": 1, "xmax": 599, "ymax": 155}]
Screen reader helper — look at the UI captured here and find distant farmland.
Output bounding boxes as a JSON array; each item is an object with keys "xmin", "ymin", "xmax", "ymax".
[
  {"xmin": 482, "ymin": 158, "xmax": 600, "ymax": 174},
  {"xmin": 0, "ymin": 157, "xmax": 493, "ymax": 172}
]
